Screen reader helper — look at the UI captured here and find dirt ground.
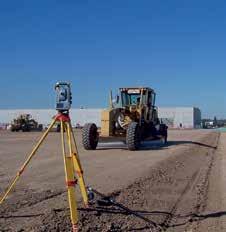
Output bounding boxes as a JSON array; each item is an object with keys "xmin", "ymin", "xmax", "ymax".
[{"xmin": 0, "ymin": 129, "xmax": 225, "ymax": 231}]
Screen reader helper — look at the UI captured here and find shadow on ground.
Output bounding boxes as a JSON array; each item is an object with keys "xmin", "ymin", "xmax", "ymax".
[
  {"xmin": 78, "ymin": 207, "xmax": 226, "ymax": 231},
  {"xmin": 96, "ymin": 140, "xmax": 217, "ymax": 151}
]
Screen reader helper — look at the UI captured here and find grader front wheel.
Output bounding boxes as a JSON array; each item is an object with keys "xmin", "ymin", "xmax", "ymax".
[
  {"xmin": 126, "ymin": 122, "xmax": 141, "ymax": 151},
  {"xmin": 82, "ymin": 123, "xmax": 99, "ymax": 150}
]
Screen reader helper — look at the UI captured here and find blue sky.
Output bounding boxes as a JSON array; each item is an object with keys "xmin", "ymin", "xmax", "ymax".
[{"xmin": 0, "ymin": 0, "xmax": 225, "ymax": 118}]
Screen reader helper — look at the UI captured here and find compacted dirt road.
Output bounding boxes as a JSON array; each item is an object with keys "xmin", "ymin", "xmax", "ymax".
[{"xmin": 0, "ymin": 129, "xmax": 225, "ymax": 231}]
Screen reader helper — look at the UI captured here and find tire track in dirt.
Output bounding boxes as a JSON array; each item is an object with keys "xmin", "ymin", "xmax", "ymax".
[
  {"xmin": 161, "ymin": 169, "xmax": 202, "ymax": 230},
  {"xmin": 165, "ymin": 133, "xmax": 219, "ymax": 232}
]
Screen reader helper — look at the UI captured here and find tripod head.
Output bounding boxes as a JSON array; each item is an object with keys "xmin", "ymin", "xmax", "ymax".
[{"xmin": 55, "ymin": 82, "xmax": 72, "ymax": 113}]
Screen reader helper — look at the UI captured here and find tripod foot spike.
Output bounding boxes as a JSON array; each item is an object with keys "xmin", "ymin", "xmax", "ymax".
[{"xmin": 72, "ymin": 224, "xmax": 79, "ymax": 232}]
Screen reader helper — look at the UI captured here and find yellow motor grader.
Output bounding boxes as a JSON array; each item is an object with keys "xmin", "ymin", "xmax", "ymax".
[
  {"xmin": 11, "ymin": 114, "xmax": 43, "ymax": 132},
  {"xmin": 82, "ymin": 87, "xmax": 168, "ymax": 150}
]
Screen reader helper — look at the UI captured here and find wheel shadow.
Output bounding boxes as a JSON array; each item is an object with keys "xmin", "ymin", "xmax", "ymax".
[
  {"xmin": 166, "ymin": 141, "xmax": 217, "ymax": 149},
  {"xmin": 96, "ymin": 140, "xmax": 217, "ymax": 151}
]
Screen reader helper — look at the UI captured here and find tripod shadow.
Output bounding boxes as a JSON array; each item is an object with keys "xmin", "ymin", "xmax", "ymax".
[
  {"xmin": 78, "ymin": 206, "xmax": 226, "ymax": 230},
  {"xmin": 4, "ymin": 207, "xmax": 224, "ymax": 230},
  {"xmin": 165, "ymin": 211, "xmax": 226, "ymax": 229},
  {"xmin": 0, "ymin": 213, "xmax": 44, "ymax": 219}
]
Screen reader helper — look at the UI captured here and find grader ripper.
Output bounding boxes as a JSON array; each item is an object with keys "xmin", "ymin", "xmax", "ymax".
[{"xmin": 82, "ymin": 87, "xmax": 168, "ymax": 151}]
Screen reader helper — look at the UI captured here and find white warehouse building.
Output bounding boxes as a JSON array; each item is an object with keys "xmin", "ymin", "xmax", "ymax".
[
  {"xmin": 0, "ymin": 107, "xmax": 201, "ymax": 129},
  {"xmin": 158, "ymin": 107, "xmax": 202, "ymax": 129}
]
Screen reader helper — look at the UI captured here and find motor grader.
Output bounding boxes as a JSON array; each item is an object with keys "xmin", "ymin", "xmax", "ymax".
[
  {"xmin": 82, "ymin": 87, "xmax": 168, "ymax": 150},
  {"xmin": 11, "ymin": 114, "xmax": 43, "ymax": 132}
]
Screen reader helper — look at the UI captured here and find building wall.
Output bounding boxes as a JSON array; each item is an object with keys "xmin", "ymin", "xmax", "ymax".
[
  {"xmin": 0, "ymin": 107, "xmax": 201, "ymax": 129},
  {"xmin": 157, "ymin": 107, "xmax": 175, "ymax": 128},
  {"xmin": 0, "ymin": 109, "xmax": 102, "ymax": 127},
  {"xmin": 174, "ymin": 108, "xmax": 194, "ymax": 128},
  {"xmin": 158, "ymin": 107, "xmax": 202, "ymax": 128}
]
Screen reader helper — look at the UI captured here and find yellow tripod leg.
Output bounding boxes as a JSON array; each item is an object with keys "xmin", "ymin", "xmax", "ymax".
[
  {"xmin": 66, "ymin": 122, "xmax": 89, "ymax": 206},
  {"xmin": 68, "ymin": 123, "xmax": 83, "ymax": 171},
  {"xmin": 60, "ymin": 121, "xmax": 79, "ymax": 232},
  {"xmin": 0, "ymin": 117, "xmax": 57, "ymax": 205}
]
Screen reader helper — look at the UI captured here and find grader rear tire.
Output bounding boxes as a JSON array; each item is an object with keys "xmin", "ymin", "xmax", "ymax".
[
  {"xmin": 126, "ymin": 122, "xmax": 141, "ymax": 151},
  {"xmin": 82, "ymin": 123, "xmax": 99, "ymax": 150},
  {"xmin": 161, "ymin": 133, "xmax": 168, "ymax": 144}
]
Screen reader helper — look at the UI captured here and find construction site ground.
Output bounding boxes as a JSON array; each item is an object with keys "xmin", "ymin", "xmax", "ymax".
[{"xmin": 1, "ymin": 129, "xmax": 226, "ymax": 232}]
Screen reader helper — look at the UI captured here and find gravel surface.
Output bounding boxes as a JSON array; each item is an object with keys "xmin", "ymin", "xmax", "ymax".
[{"xmin": 0, "ymin": 129, "xmax": 224, "ymax": 231}]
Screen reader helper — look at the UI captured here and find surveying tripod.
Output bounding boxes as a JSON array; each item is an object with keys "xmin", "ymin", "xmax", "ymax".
[{"xmin": 0, "ymin": 111, "xmax": 88, "ymax": 232}]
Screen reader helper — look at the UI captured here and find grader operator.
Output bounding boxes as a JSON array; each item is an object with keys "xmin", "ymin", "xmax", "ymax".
[{"xmin": 82, "ymin": 87, "xmax": 168, "ymax": 150}]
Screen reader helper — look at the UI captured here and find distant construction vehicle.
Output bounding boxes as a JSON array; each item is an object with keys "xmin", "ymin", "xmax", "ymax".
[
  {"xmin": 82, "ymin": 87, "xmax": 168, "ymax": 150},
  {"xmin": 11, "ymin": 114, "xmax": 43, "ymax": 132}
]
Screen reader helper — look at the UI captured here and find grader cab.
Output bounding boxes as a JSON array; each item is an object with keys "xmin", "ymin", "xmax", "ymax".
[{"xmin": 82, "ymin": 87, "xmax": 168, "ymax": 150}]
